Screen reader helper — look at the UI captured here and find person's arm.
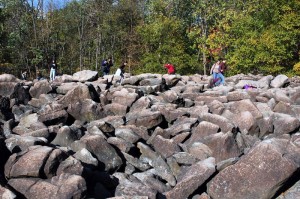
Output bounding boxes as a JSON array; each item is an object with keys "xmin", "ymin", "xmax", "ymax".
[{"xmin": 210, "ymin": 64, "xmax": 215, "ymax": 74}]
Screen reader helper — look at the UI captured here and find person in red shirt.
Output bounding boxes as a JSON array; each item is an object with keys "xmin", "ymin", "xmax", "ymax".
[{"xmin": 164, "ymin": 63, "xmax": 175, "ymax": 74}]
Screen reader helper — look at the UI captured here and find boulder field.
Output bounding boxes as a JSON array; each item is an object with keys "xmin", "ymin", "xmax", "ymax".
[{"xmin": 1, "ymin": 70, "xmax": 300, "ymax": 199}]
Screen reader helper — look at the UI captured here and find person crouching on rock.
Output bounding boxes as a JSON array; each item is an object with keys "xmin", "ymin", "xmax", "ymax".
[{"xmin": 164, "ymin": 63, "xmax": 175, "ymax": 75}]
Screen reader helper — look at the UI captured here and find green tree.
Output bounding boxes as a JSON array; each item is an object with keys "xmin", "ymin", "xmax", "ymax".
[{"xmin": 224, "ymin": 0, "xmax": 300, "ymax": 75}]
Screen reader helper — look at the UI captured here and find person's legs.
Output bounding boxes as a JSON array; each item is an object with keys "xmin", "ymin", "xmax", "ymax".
[
  {"xmin": 218, "ymin": 73, "xmax": 225, "ymax": 85},
  {"xmin": 50, "ymin": 69, "xmax": 55, "ymax": 81}
]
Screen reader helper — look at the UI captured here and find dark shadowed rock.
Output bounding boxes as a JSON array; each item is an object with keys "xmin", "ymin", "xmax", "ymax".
[
  {"xmin": 122, "ymin": 152, "xmax": 151, "ymax": 171},
  {"xmin": 44, "ymin": 148, "xmax": 68, "ymax": 178},
  {"xmin": 207, "ymin": 138, "xmax": 298, "ymax": 199},
  {"xmin": 51, "ymin": 126, "xmax": 82, "ymax": 148},
  {"xmin": 164, "ymin": 157, "xmax": 216, "ymax": 199},
  {"xmin": 165, "ymin": 117, "xmax": 197, "ymax": 137},
  {"xmin": 137, "ymin": 142, "xmax": 176, "ymax": 186},
  {"xmin": 115, "ymin": 178, "xmax": 157, "ymax": 199},
  {"xmin": 133, "ymin": 170, "xmax": 172, "ymax": 193},
  {"xmin": 71, "ymin": 134, "xmax": 122, "ymax": 171},
  {"xmin": 276, "ymin": 180, "xmax": 300, "ymax": 199},
  {"xmin": 38, "ymin": 103, "xmax": 68, "ymax": 126}
]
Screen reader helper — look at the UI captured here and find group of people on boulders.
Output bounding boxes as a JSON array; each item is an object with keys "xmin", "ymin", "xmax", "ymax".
[{"xmin": 20, "ymin": 56, "xmax": 228, "ymax": 89}]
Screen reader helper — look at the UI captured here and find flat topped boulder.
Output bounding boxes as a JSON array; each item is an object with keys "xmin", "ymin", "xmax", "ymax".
[
  {"xmin": 72, "ymin": 70, "xmax": 98, "ymax": 82},
  {"xmin": 0, "ymin": 74, "xmax": 20, "ymax": 82}
]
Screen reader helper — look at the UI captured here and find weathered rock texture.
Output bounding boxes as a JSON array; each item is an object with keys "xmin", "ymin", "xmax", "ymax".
[{"xmin": 1, "ymin": 72, "xmax": 300, "ymax": 199}]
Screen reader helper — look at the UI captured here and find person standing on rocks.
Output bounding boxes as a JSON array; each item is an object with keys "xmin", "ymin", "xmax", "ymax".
[
  {"xmin": 49, "ymin": 60, "xmax": 57, "ymax": 82},
  {"xmin": 210, "ymin": 59, "xmax": 225, "ymax": 86},
  {"xmin": 102, "ymin": 56, "xmax": 114, "ymax": 76}
]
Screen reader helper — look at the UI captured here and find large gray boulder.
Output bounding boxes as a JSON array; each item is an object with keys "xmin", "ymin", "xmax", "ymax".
[
  {"xmin": 72, "ymin": 70, "xmax": 98, "ymax": 82},
  {"xmin": 207, "ymin": 138, "xmax": 299, "ymax": 199}
]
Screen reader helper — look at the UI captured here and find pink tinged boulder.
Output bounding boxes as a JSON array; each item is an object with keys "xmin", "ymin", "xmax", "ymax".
[
  {"xmin": 271, "ymin": 113, "xmax": 300, "ymax": 135},
  {"xmin": 103, "ymin": 103, "xmax": 128, "ymax": 116},
  {"xmin": 164, "ymin": 157, "xmax": 216, "ymax": 199},
  {"xmin": 0, "ymin": 185, "xmax": 16, "ymax": 199},
  {"xmin": 67, "ymin": 99, "xmax": 106, "ymax": 122},
  {"xmin": 207, "ymin": 138, "xmax": 298, "ymax": 199},
  {"xmin": 8, "ymin": 173, "xmax": 86, "ymax": 199},
  {"xmin": 5, "ymin": 145, "xmax": 53, "ymax": 178},
  {"xmin": 107, "ymin": 137, "xmax": 134, "ymax": 153},
  {"xmin": 201, "ymin": 132, "xmax": 242, "ymax": 163},
  {"xmin": 115, "ymin": 179, "xmax": 157, "ymax": 199},
  {"xmin": 151, "ymin": 135, "xmax": 181, "ymax": 158},
  {"xmin": 126, "ymin": 109, "xmax": 164, "ymax": 129},
  {"xmin": 130, "ymin": 96, "xmax": 152, "ymax": 112},
  {"xmin": 56, "ymin": 156, "xmax": 84, "ymax": 176},
  {"xmin": 198, "ymin": 113, "xmax": 235, "ymax": 133},
  {"xmin": 111, "ymin": 88, "xmax": 139, "ymax": 107},
  {"xmin": 228, "ymin": 99, "xmax": 263, "ymax": 119},
  {"xmin": 270, "ymin": 74, "xmax": 289, "ymax": 88},
  {"xmin": 160, "ymin": 107, "xmax": 189, "ymax": 123},
  {"xmin": 71, "ymin": 135, "xmax": 122, "ymax": 171},
  {"xmin": 57, "ymin": 84, "xmax": 94, "ymax": 108},
  {"xmin": 29, "ymin": 79, "xmax": 52, "ymax": 98},
  {"xmin": 185, "ymin": 121, "xmax": 219, "ymax": 146}
]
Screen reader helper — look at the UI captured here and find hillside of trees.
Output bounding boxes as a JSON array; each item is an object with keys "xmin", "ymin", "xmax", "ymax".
[{"xmin": 0, "ymin": 0, "xmax": 299, "ymax": 79}]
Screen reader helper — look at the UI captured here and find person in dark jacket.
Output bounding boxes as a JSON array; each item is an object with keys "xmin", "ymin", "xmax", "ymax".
[{"xmin": 102, "ymin": 57, "xmax": 114, "ymax": 76}]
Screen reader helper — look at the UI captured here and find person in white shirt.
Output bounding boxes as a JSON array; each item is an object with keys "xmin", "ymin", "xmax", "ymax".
[{"xmin": 115, "ymin": 61, "xmax": 127, "ymax": 83}]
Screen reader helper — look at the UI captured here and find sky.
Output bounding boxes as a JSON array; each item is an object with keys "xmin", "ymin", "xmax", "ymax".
[{"xmin": 30, "ymin": 0, "xmax": 70, "ymax": 10}]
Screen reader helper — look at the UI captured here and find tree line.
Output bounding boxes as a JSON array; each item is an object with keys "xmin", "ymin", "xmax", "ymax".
[{"xmin": 0, "ymin": 0, "xmax": 299, "ymax": 79}]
